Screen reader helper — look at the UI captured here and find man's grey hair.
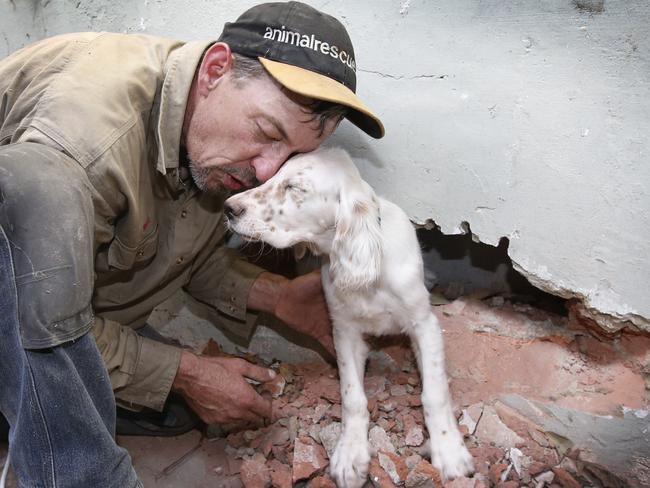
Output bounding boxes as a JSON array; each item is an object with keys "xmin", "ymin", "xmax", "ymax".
[{"xmin": 231, "ymin": 52, "xmax": 348, "ymax": 136}]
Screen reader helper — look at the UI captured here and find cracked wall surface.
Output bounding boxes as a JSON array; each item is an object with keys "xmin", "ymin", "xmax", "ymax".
[{"xmin": 1, "ymin": 0, "xmax": 649, "ymax": 332}]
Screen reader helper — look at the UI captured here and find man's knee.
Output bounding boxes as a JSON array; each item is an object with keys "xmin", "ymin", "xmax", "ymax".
[{"xmin": 0, "ymin": 143, "xmax": 95, "ymax": 348}]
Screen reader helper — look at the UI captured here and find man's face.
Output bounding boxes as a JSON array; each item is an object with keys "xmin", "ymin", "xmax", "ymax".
[{"xmin": 184, "ymin": 69, "xmax": 337, "ymax": 194}]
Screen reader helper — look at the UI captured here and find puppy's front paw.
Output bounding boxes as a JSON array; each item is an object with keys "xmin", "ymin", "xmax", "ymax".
[
  {"xmin": 430, "ymin": 430, "xmax": 474, "ymax": 479},
  {"xmin": 330, "ymin": 437, "xmax": 370, "ymax": 488}
]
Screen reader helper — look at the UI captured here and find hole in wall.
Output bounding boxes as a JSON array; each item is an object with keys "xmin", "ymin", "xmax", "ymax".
[
  {"xmin": 232, "ymin": 221, "xmax": 567, "ymax": 318},
  {"xmin": 416, "ymin": 222, "xmax": 567, "ymax": 316}
]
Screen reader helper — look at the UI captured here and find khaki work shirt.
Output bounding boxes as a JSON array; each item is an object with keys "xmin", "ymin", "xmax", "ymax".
[{"xmin": 0, "ymin": 32, "xmax": 264, "ymax": 411}]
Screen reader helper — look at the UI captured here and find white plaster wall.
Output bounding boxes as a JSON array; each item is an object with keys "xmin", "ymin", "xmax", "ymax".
[{"xmin": 1, "ymin": 0, "xmax": 648, "ymax": 331}]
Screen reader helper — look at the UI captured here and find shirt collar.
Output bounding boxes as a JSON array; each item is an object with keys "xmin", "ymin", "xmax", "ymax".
[{"xmin": 155, "ymin": 40, "xmax": 212, "ymax": 175}]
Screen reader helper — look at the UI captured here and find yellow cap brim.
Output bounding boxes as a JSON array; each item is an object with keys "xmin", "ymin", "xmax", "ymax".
[{"xmin": 258, "ymin": 57, "xmax": 385, "ymax": 139}]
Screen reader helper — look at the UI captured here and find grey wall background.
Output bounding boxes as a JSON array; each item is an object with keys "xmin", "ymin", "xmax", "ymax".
[{"xmin": 1, "ymin": 0, "xmax": 649, "ymax": 332}]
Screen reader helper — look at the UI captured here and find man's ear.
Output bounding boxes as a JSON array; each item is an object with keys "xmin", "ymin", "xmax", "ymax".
[{"xmin": 197, "ymin": 42, "xmax": 234, "ymax": 96}]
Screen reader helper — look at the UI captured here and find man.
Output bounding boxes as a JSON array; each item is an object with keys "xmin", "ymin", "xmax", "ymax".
[{"xmin": 0, "ymin": 1, "xmax": 384, "ymax": 486}]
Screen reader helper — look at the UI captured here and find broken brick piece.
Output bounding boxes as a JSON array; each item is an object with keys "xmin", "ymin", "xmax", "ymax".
[
  {"xmin": 226, "ymin": 431, "xmax": 246, "ymax": 449},
  {"xmin": 240, "ymin": 455, "xmax": 271, "ymax": 488},
  {"xmin": 400, "ymin": 413, "xmax": 417, "ymax": 431},
  {"xmin": 368, "ymin": 457, "xmax": 398, "ymax": 488},
  {"xmin": 267, "ymin": 426, "xmax": 291, "ymax": 447},
  {"xmin": 394, "ymin": 373, "xmax": 412, "ymax": 385},
  {"xmin": 329, "ymin": 404, "xmax": 342, "ymax": 420},
  {"xmin": 201, "ymin": 338, "xmax": 223, "ymax": 356},
  {"xmin": 493, "ymin": 401, "xmax": 544, "ymax": 441},
  {"xmin": 306, "ymin": 475, "xmax": 337, "ymax": 487},
  {"xmin": 444, "ymin": 476, "xmax": 477, "ymax": 488},
  {"xmin": 365, "ymin": 376, "xmax": 387, "ymax": 397},
  {"xmin": 292, "ymin": 437, "xmax": 329, "ymax": 483},
  {"xmin": 405, "ymin": 426, "xmax": 424, "ymax": 447},
  {"xmin": 368, "ymin": 397, "xmax": 377, "ymax": 413},
  {"xmin": 277, "ymin": 363, "xmax": 297, "ymax": 383},
  {"xmin": 404, "ymin": 459, "xmax": 442, "ymax": 488},
  {"xmin": 271, "ymin": 446, "xmax": 289, "ymax": 465},
  {"xmin": 261, "ymin": 374, "xmax": 286, "ymax": 399},
  {"xmin": 528, "ymin": 460, "xmax": 551, "ymax": 476},
  {"xmin": 469, "ymin": 446, "xmax": 505, "ymax": 477},
  {"xmin": 552, "ymin": 467, "xmax": 582, "ymax": 488},
  {"xmin": 496, "ymin": 481, "xmax": 518, "ymax": 488},
  {"xmin": 378, "ymin": 451, "xmax": 409, "ymax": 485},
  {"xmin": 313, "ymin": 377, "xmax": 341, "ymax": 403},
  {"xmin": 318, "ymin": 422, "xmax": 341, "ymax": 458},
  {"xmin": 489, "ymin": 463, "xmax": 508, "ymax": 485},
  {"xmin": 268, "ymin": 459, "xmax": 291, "ymax": 488},
  {"xmin": 369, "ymin": 425, "xmax": 396, "ymax": 454},
  {"xmin": 474, "ymin": 406, "xmax": 524, "ymax": 450},
  {"xmin": 377, "ymin": 417, "xmax": 396, "ymax": 432},
  {"xmin": 408, "ymin": 395, "xmax": 423, "ymax": 407}
]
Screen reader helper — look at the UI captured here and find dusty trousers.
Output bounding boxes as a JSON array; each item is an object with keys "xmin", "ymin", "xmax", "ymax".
[{"xmin": 0, "ymin": 143, "xmax": 141, "ymax": 487}]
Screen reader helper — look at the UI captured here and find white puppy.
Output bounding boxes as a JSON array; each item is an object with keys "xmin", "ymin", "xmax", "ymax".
[{"xmin": 225, "ymin": 147, "xmax": 474, "ymax": 487}]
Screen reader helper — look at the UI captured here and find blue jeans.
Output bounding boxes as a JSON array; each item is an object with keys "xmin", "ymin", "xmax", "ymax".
[{"xmin": 0, "ymin": 143, "xmax": 141, "ymax": 487}]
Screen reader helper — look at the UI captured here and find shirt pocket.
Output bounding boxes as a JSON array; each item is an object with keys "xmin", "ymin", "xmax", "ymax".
[{"xmin": 107, "ymin": 224, "xmax": 158, "ymax": 271}]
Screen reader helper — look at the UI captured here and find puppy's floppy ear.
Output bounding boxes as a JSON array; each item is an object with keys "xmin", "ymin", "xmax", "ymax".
[{"xmin": 330, "ymin": 177, "xmax": 383, "ymax": 290}]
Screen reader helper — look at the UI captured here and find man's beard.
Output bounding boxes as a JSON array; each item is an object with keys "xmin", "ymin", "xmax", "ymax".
[
  {"xmin": 187, "ymin": 160, "xmax": 258, "ymax": 194},
  {"xmin": 188, "ymin": 159, "xmax": 218, "ymax": 194}
]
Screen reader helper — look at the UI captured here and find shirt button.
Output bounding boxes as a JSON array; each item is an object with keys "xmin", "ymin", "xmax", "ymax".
[
  {"xmin": 181, "ymin": 210, "xmax": 188, "ymax": 218},
  {"xmin": 176, "ymin": 256, "xmax": 184, "ymax": 264}
]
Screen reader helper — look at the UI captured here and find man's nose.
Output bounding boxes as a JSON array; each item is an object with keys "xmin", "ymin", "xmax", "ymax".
[{"xmin": 250, "ymin": 154, "xmax": 286, "ymax": 183}]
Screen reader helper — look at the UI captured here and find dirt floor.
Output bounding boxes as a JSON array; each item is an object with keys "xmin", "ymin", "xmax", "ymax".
[{"xmin": 2, "ymin": 296, "xmax": 649, "ymax": 487}]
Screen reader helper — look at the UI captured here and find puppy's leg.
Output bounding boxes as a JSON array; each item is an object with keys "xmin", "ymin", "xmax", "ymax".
[
  {"xmin": 330, "ymin": 324, "xmax": 371, "ymax": 488},
  {"xmin": 409, "ymin": 311, "xmax": 474, "ymax": 479}
]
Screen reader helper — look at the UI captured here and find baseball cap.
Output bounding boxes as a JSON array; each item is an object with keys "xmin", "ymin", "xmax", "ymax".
[{"xmin": 218, "ymin": 1, "xmax": 385, "ymax": 139}]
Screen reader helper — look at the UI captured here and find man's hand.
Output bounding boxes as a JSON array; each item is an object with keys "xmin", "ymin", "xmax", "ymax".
[
  {"xmin": 275, "ymin": 270, "xmax": 336, "ymax": 358},
  {"xmin": 248, "ymin": 271, "xmax": 335, "ymax": 358},
  {"xmin": 172, "ymin": 350, "xmax": 275, "ymax": 425}
]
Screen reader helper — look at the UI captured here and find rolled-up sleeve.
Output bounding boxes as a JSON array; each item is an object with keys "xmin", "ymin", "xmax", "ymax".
[
  {"xmin": 92, "ymin": 315, "xmax": 181, "ymax": 412},
  {"xmin": 184, "ymin": 244, "xmax": 265, "ymax": 341}
]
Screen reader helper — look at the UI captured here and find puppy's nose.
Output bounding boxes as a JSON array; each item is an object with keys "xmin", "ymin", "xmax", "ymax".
[{"xmin": 224, "ymin": 202, "xmax": 245, "ymax": 220}]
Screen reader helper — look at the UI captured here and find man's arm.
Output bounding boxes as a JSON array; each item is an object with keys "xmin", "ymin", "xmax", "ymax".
[
  {"xmin": 248, "ymin": 270, "xmax": 335, "ymax": 358},
  {"xmin": 173, "ymin": 269, "xmax": 334, "ymax": 425}
]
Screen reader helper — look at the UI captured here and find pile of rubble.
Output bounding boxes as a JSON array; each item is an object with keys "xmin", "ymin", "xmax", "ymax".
[
  {"xmin": 192, "ymin": 295, "xmax": 649, "ymax": 488},
  {"xmin": 229, "ymin": 355, "xmax": 447, "ymax": 488},
  {"xmin": 212, "ymin": 350, "xmax": 589, "ymax": 487}
]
